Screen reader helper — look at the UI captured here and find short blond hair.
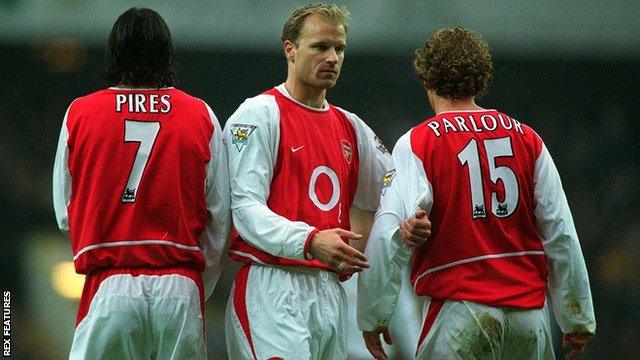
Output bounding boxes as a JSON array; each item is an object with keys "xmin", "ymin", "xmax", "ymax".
[{"xmin": 281, "ymin": 3, "xmax": 350, "ymax": 45}]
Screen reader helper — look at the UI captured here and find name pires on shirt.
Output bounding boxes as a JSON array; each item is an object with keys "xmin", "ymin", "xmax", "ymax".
[{"xmin": 115, "ymin": 93, "xmax": 171, "ymax": 114}]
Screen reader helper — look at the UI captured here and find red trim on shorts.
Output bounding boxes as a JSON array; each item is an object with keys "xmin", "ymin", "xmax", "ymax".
[
  {"xmin": 234, "ymin": 264, "xmax": 258, "ymax": 360},
  {"xmin": 416, "ymin": 298, "xmax": 445, "ymax": 357}
]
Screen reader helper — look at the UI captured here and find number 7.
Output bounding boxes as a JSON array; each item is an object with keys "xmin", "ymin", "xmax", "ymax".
[{"xmin": 122, "ymin": 120, "xmax": 160, "ymax": 203}]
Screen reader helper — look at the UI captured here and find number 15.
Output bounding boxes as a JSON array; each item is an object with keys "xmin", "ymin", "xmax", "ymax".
[{"xmin": 457, "ymin": 137, "xmax": 519, "ymax": 219}]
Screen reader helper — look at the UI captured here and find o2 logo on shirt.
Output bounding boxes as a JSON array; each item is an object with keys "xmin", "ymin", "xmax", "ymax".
[
  {"xmin": 308, "ymin": 166, "xmax": 340, "ymax": 211},
  {"xmin": 308, "ymin": 165, "xmax": 345, "ymax": 223}
]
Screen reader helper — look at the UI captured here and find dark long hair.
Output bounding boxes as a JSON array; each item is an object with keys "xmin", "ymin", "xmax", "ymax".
[{"xmin": 101, "ymin": 7, "xmax": 176, "ymax": 87}]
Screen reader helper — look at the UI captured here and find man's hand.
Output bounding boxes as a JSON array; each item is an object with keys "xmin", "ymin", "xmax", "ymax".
[
  {"xmin": 362, "ymin": 329, "xmax": 394, "ymax": 360},
  {"xmin": 563, "ymin": 333, "xmax": 593, "ymax": 360},
  {"xmin": 399, "ymin": 209, "xmax": 431, "ymax": 247},
  {"xmin": 308, "ymin": 228, "xmax": 370, "ymax": 273}
]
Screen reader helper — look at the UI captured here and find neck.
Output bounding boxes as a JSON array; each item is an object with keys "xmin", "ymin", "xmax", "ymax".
[
  {"xmin": 284, "ymin": 78, "xmax": 326, "ymax": 109},
  {"xmin": 428, "ymin": 91, "xmax": 484, "ymax": 114}
]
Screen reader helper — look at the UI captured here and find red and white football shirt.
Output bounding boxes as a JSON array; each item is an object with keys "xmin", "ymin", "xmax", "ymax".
[
  {"xmin": 53, "ymin": 87, "xmax": 230, "ymax": 295},
  {"xmin": 358, "ymin": 109, "xmax": 595, "ymax": 335},
  {"xmin": 224, "ymin": 84, "xmax": 392, "ymax": 274}
]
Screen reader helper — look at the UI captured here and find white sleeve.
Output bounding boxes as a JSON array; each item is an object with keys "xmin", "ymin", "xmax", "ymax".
[
  {"xmin": 225, "ymin": 95, "xmax": 316, "ymax": 260},
  {"xmin": 199, "ymin": 103, "xmax": 232, "ymax": 299},
  {"xmin": 340, "ymin": 109, "xmax": 394, "ymax": 211},
  {"xmin": 534, "ymin": 144, "xmax": 596, "ymax": 334},
  {"xmin": 357, "ymin": 131, "xmax": 433, "ymax": 331},
  {"xmin": 52, "ymin": 104, "xmax": 73, "ymax": 233}
]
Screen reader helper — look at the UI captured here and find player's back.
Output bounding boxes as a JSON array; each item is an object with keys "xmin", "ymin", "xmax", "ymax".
[
  {"xmin": 410, "ymin": 109, "xmax": 548, "ymax": 309},
  {"xmin": 63, "ymin": 87, "xmax": 214, "ymax": 274}
]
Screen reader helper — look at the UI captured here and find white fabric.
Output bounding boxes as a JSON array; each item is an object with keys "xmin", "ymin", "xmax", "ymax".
[
  {"xmin": 225, "ymin": 265, "xmax": 348, "ymax": 360},
  {"xmin": 200, "ymin": 102, "xmax": 232, "ymax": 299},
  {"xmin": 358, "ymin": 132, "xmax": 431, "ymax": 332},
  {"xmin": 52, "ymin": 102, "xmax": 74, "ymax": 233},
  {"xmin": 69, "ymin": 274, "xmax": 205, "ymax": 360},
  {"xmin": 416, "ymin": 299, "xmax": 555, "ymax": 360},
  {"xmin": 533, "ymin": 144, "xmax": 596, "ymax": 334},
  {"xmin": 347, "ymin": 265, "xmax": 424, "ymax": 359}
]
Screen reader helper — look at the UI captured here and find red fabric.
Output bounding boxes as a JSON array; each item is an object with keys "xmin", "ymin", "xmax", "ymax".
[
  {"xmin": 233, "ymin": 265, "xmax": 257, "ymax": 360},
  {"xmin": 76, "ymin": 266, "xmax": 204, "ymax": 326},
  {"xmin": 65, "ymin": 88, "xmax": 214, "ymax": 274},
  {"xmin": 410, "ymin": 110, "xmax": 548, "ymax": 308},
  {"xmin": 303, "ymin": 228, "xmax": 319, "ymax": 260},
  {"xmin": 416, "ymin": 298, "xmax": 444, "ymax": 356},
  {"xmin": 228, "ymin": 88, "xmax": 359, "ymax": 278},
  {"xmin": 414, "ymin": 255, "xmax": 547, "ymax": 309}
]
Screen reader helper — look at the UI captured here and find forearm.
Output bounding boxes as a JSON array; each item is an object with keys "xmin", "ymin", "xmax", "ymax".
[
  {"xmin": 233, "ymin": 203, "xmax": 316, "ymax": 260},
  {"xmin": 357, "ymin": 211, "xmax": 412, "ymax": 331},
  {"xmin": 543, "ymin": 220, "xmax": 596, "ymax": 334}
]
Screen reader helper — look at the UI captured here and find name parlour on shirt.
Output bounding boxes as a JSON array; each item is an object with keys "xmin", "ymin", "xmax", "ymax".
[{"xmin": 427, "ymin": 113, "xmax": 524, "ymax": 137}]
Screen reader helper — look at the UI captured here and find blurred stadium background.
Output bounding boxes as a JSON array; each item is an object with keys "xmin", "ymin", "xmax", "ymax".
[{"xmin": 1, "ymin": 1, "xmax": 638, "ymax": 359}]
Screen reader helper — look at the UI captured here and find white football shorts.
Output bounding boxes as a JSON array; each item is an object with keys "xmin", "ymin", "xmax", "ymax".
[
  {"xmin": 225, "ymin": 264, "xmax": 348, "ymax": 360},
  {"xmin": 416, "ymin": 298, "xmax": 555, "ymax": 359},
  {"xmin": 70, "ymin": 267, "xmax": 206, "ymax": 360}
]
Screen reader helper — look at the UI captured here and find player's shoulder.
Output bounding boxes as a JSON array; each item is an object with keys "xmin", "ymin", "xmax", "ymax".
[
  {"xmin": 166, "ymin": 87, "xmax": 199, "ymax": 102},
  {"xmin": 243, "ymin": 90, "xmax": 279, "ymax": 109},
  {"xmin": 393, "ymin": 130, "xmax": 414, "ymax": 153},
  {"xmin": 402, "ymin": 113, "xmax": 457, "ymax": 160},
  {"xmin": 332, "ymin": 104, "xmax": 363, "ymax": 124},
  {"xmin": 414, "ymin": 114, "xmax": 438, "ymax": 132},
  {"xmin": 64, "ymin": 90, "xmax": 114, "ymax": 122},
  {"xmin": 494, "ymin": 110, "xmax": 543, "ymax": 144},
  {"xmin": 162, "ymin": 88, "xmax": 210, "ymax": 110},
  {"xmin": 226, "ymin": 90, "xmax": 280, "ymax": 128},
  {"xmin": 69, "ymin": 89, "xmax": 111, "ymax": 108},
  {"xmin": 408, "ymin": 114, "xmax": 440, "ymax": 140},
  {"xmin": 331, "ymin": 105, "xmax": 388, "ymax": 153},
  {"xmin": 332, "ymin": 104, "xmax": 355, "ymax": 117},
  {"xmin": 332, "ymin": 105, "xmax": 370, "ymax": 133}
]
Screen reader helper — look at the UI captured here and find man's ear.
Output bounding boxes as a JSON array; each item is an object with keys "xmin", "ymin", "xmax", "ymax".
[{"xmin": 284, "ymin": 40, "xmax": 296, "ymax": 63}]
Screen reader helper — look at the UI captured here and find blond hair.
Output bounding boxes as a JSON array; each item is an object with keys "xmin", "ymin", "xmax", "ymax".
[{"xmin": 281, "ymin": 3, "xmax": 350, "ymax": 45}]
